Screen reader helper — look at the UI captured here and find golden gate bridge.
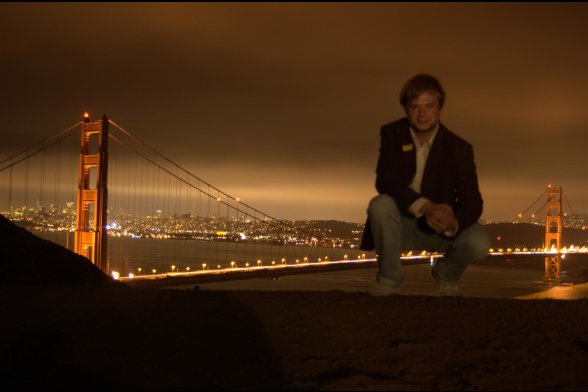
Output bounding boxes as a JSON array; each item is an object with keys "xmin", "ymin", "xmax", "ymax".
[
  {"xmin": 0, "ymin": 114, "xmax": 585, "ymax": 287},
  {"xmin": 0, "ymin": 114, "xmax": 373, "ymax": 283}
]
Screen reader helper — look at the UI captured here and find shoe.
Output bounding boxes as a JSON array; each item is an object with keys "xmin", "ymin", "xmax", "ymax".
[
  {"xmin": 432, "ymin": 266, "xmax": 463, "ymax": 297},
  {"xmin": 438, "ymin": 282, "xmax": 463, "ymax": 297},
  {"xmin": 366, "ymin": 281, "xmax": 399, "ymax": 297}
]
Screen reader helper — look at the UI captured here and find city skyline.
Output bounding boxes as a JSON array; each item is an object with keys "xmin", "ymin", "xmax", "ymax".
[{"xmin": 1, "ymin": 3, "xmax": 586, "ymax": 223}]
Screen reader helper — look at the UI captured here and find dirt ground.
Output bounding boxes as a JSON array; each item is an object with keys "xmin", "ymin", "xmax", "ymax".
[
  {"xmin": 2, "ymin": 285, "xmax": 588, "ymax": 391},
  {"xmin": 2, "ymin": 215, "xmax": 587, "ymax": 390}
]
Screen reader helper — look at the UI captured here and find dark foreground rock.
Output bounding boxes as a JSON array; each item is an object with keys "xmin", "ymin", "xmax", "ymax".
[
  {"xmin": 0, "ymin": 214, "xmax": 120, "ymax": 287},
  {"xmin": 1, "ymin": 213, "xmax": 588, "ymax": 390}
]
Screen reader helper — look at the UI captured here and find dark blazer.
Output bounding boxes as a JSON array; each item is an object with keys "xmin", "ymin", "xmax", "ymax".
[{"xmin": 360, "ymin": 118, "xmax": 483, "ymax": 250}]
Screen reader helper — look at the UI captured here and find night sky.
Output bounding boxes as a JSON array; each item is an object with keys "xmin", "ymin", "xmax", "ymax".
[{"xmin": 1, "ymin": 3, "xmax": 586, "ymax": 223}]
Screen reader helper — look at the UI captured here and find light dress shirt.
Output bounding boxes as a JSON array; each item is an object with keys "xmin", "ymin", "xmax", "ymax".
[{"xmin": 407, "ymin": 125, "xmax": 457, "ymax": 237}]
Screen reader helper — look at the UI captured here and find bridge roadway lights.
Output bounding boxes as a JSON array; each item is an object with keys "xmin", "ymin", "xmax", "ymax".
[{"xmin": 119, "ymin": 259, "xmax": 376, "ymax": 288}]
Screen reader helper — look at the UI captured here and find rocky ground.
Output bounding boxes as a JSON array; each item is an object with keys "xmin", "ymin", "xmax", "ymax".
[
  {"xmin": 2, "ymin": 286, "xmax": 588, "ymax": 390},
  {"xmin": 2, "ymin": 214, "xmax": 588, "ymax": 390}
]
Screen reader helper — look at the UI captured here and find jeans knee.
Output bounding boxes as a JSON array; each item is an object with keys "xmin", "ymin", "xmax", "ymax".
[
  {"xmin": 368, "ymin": 194, "xmax": 400, "ymax": 219},
  {"xmin": 462, "ymin": 225, "xmax": 491, "ymax": 261}
]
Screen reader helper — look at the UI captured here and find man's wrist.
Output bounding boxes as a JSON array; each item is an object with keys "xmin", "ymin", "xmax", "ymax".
[
  {"xmin": 409, "ymin": 198, "xmax": 431, "ymax": 218},
  {"xmin": 444, "ymin": 220, "xmax": 459, "ymax": 237}
]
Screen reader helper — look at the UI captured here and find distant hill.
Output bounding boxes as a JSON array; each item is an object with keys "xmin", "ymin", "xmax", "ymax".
[
  {"xmin": 484, "ymin": 223, "xmax": 588, "ymax": 249},
  {"xmin": 298, "ymin": 220, "xmax": 588, "ymax": 249},
  {"xmin": 294, "ymin": 220, "xmax": 364, "ymax": 240}
]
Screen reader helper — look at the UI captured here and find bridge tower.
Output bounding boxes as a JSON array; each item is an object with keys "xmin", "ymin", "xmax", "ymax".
[
  {"xmin": 74, "ymin": 113, "xmax": 109, "ymax": 272},
  {"xmin": 543, "ymin": 186, "xmax": 562, "ymax": 285}
]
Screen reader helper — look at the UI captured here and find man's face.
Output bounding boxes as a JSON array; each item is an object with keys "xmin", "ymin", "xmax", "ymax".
[{"xmin": 405, "ymin": 91, "xmax": 441, "ymax": 133}]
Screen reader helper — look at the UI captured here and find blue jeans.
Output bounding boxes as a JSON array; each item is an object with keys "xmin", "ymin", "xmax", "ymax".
[{"xmin": 367, "ymin": 194, "xmax": 490, "ymax": 288}]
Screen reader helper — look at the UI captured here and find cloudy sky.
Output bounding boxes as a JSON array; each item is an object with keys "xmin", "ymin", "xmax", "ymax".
[{"xmin": 1, "ymin": 3, "xmax": 586, "ymax": 223}]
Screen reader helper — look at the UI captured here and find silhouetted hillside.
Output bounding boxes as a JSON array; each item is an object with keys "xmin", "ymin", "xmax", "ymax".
[
  {"xmin": 295, "ymin": 220, "xmax": 364, "ymax": 240},
  {"xmin": 304, "ymin": 220, "xmax": 588, "ymax": 249},
  {"xmin": 485, "ymin": 223, "xmax": 588, "ymax": 248},
  {"xmin": 0, "ymin": 214, "xmax": 121, "ymax": 286}
]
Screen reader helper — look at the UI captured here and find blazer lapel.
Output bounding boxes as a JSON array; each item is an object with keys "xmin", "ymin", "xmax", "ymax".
[{"xmin": 400, "ymin": 125, "xmax": 417, "ymax": 181}]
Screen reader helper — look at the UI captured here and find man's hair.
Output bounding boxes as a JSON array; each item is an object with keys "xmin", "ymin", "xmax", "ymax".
[{"xmin": 399, "ymin": 74, "xmax": 445, "ymax": 109}]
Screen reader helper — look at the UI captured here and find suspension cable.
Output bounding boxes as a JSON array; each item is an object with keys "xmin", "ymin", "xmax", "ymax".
[
  {"xmin": 563, "ymin": 194, "xmax": 577, "ymax": 216},
  {"xmin": 108, "ymin": 132, "xmax": 319, "ymax": 239},
  {"xmin": 0, "ymin": 122, "xmax": 82, "ymax": 173},
  {"xmin": 512, "ymin": 188, "xmax": 548, "ymax": 223},
  {"xmin": 107, "ymin": 120, "xmax": 310, "ymax": 237}
]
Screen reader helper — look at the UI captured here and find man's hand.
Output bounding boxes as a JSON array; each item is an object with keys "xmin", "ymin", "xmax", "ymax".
[{"xmin": 420, "ymin": 201, "xmax": 457, "ymax": 234}]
